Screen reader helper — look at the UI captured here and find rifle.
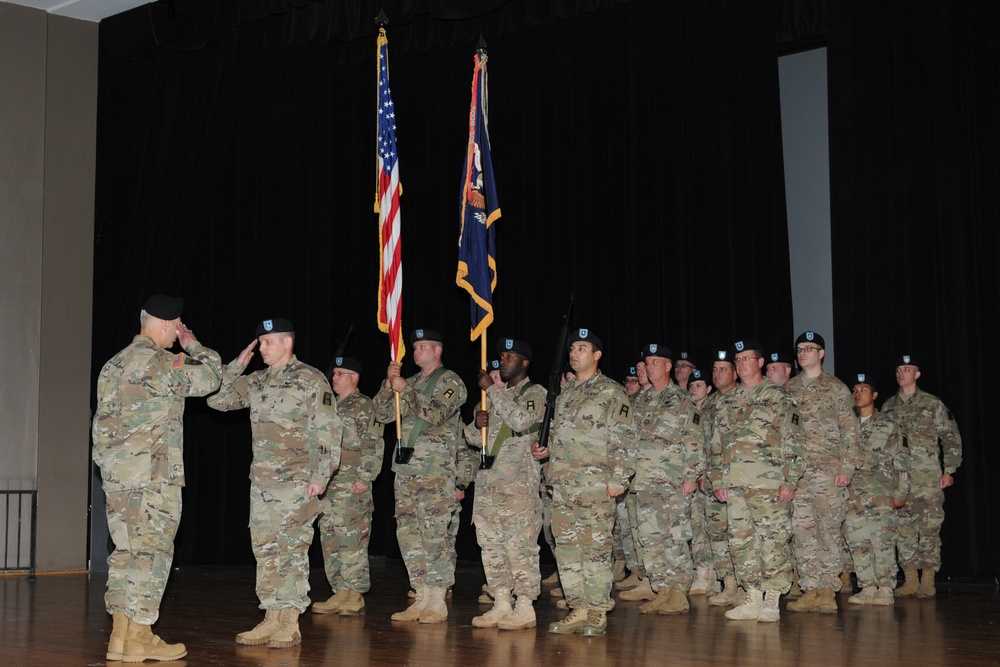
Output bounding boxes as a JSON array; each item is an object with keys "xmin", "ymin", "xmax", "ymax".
[
  {"xmin": 326, "ymin": 323, "xmax": 355, "ymax": 379},
  {"xmin": 535, "ymin": 293, "xmax": 574, "ymax": 454}
]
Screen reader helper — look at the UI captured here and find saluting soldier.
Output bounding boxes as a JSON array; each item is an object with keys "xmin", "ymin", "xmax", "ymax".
[
  {"xmin": 92, "ymin": 295, "xmax": 221, "ymax": 662},
  {"xmin": 208, "ymin": 318, "xmax": 342, "ymax": 649}
]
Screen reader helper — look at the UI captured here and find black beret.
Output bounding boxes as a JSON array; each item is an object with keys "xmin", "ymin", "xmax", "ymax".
[
  {"xmin": 895, "ymin": 354, "xmax": 919, "ymax": 368},
  {"xmin": 143, "ymin": 294, "xmax": 183, "ymax": 320},
  {"xmin": 624, "ymin": 366, "xmax": 638, "ymax": 379},
  {"xmin": 488, "ymin": 358, "xmax": 501, "ymax": 371},
  {"xmin": 795, "ymin": 331, "xmax": 826, "ymax": 349},
  {"xmin": 852, "ymin": 372, "xmax": 877, "ymax": 392},
  {"xmin": 733, "ymin": 339, "xmax": 764, "ymax": 355},
  {"xmin": 689, "ymin": 368, "xmax": 711, "ymax": 386},
  {"xmin": 256, "ymin": 317, "xmax": 294, "ymax": 337},
  {"xmin": 569, "ymin": 328, "xmax": 602, "ymax": 351},
  {"xmin": 766, "ymin": 350, "xmax": 794, "ymax": 366},
  {"xmin": 410, "ymin": 328, "xmax": 443, "ymax": 344},
  {"xmin": 332, "ymin": 356, "xmax": 362, "ymax": 374},
  {"xmin": 641, "ymin": 343, "xmax": 673, "ymax": 360},
  {"xmin": 714, "ymin": 349, "xmax": 735, "ymax": 366},
  {"xmin": 496, "ymin": 338, "xmax": 533, "ymax": 359}
]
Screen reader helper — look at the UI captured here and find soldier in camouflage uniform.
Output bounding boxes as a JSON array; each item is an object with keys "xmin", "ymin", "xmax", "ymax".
[
  {"xmin": 373, "ymin": 328, "xmax": 468, "ymax": 623},
  {"xmin": 629, "ymin": 344, "xmax": 704, "ymax": 615},
  {"xmin": 845, "ymin": 373, "xmax": 910, "ymax": 605},
  {"xmin": 709, "ymin": 339, "xmax": 805, "ymax": 623},
  {"xmin": 611, "ymin": 366, "xmax": 642, "ymax": 584},
  {"xmin": 208, "ymin": 318, "xmax": 342, "ymax": 649},
  {"xmin": 616, "ymin": 360, "xmax": 650, "ymax": 597},
  {"xmin": 765, "ymin": 350, "xmax": 794, "ymax": 387},
  {"xmin": 92, "ymin": 295, "xmax": 221, "ymax": 662},
  {"xmin": 464, "ymin": 338, "xmax": 546, "ymax": 630},
  {"xmin": 785, "ymin": 331, "xmax": 861, "ymax": 614},
  {"xmin": 673, "ymin": 351, "xmax": 696, "ymax": 391},
  {"xmin": 685, "ymin": 368, "xmax": 718, "ymax": 596},
  {"xmin": 880, "ymin": 355, "xmax": 962, "ymax": 599},
  {"xmin": 312, "ymin": 356, "xmax": 384, "ymax": 616},
  {"xmin": 705, "ymin": 351, "xmax": 742, "ymax": 607},
  {"xmin": 533, "ymin": 329, "xmax": 634, "ymax": 637}
]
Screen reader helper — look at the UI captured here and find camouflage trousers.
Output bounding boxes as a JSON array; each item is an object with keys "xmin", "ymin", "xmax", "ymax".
[
  {"xmin": 612, "ymin": 494, "xmax": 638, "ymax": 569},
  {"xmin": 635, "ymin": 489, "xmax": 693, "ymax": 590},
  {"xmin": 844, "ymin": 493, "xmax": 899, "ymax": 588},
  {"xmin": 473, "ymin": 487, "xmax": 543, "ymax": 599},
  {"xmin": 705, "ymin": 492, "xmax": 734, "ymax": 578},
  {"xmin": 690, "ymin": 489, "xmax": 713, "ymax": 570},
  {"xmin": 726, "ymin": 488, "xmax": 793, "ymax": 593},
  {"xmin": 395, "ymin": 473, "xmax": 457, "ymax": 588},
  {"xmin": 105, "ymin": 484, "xmax": 181, "ymax": 624},
  {"xmin": 896, "ymin": 482, "xmax": 945, "ymax": 571},
  {"xmin": 317, "ymin": 482, "xmax": 374, "ymax": 593},
  {"xmin": 250, "ymin": 482, "xmax": 320, "ymax": 612},
  {"xmin": 446, "ymin": 489, "xmax": 464, "ymax": 581},
  {"xmin": 550, "ymin": 484, "xmax": 616, "ymax": 611},
  {"xmin": 541, "ymin": 485, "xmax": 556, "ymax": 554},
  {"xmin": 792, "ymin": 470, "xmax": 849, "ymax": 591}
]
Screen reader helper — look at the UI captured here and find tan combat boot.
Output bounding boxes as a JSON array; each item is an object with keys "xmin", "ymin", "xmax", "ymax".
[
  {"xmin": 107, "ymin": 611, "xmax": 129, "ymax": 661},
  {"xmin": 472, "ymin": 589, "xmax": 513, "ymax": 628},
  {"xmin": 619, "ymin": 577, "xmax": 655, "ymax": 601},
  {"xmin": 689, "ymin": 568, "xmax": 714, "ymax": 596},
  {"xmin": 896, "ymin": 565, "xmax": 920, "ymax": 597},
  {"xmin": 541, "ymin": 570, "xmax": 560, "ymax": 585},
  {"xmin": 338, "ymin": 590, "xmax": 365, "ymax": 616},
  {"xmin": 639, "ymin": 589, "xmax": 671, "ymax": 614},
  {"xmin": 611, "ymin": 558, "xmax": 627, "ymax": 582},
  {"xmin": 391, "ymin": 588, "xmax": 426, "ymax": 621},
  {"xmin": 497, "ymin": 596, "xmax": 536, "ymax": 630},
  {"xmin": 548, "ymin": 608, "xmax": 588, "ymax": 634},
  {"xmin": 311, "ymin": 589, "xmax": 347, "ymax": 614},
  {"xmin": 916, "ymin": 569, "xmax": 936, "ymax": 598},
  {"xmin": 121, "ymin": 622, "xmax": 187, "ymax": 662},
  {"xmin": 848, "ymin": 586, "xmax": 878, "ymax": 605},
  {"xmin": 708, "ymin": 576, "xmax": 742, "ymax": 607},
  {"xmin": 580, "ymin": 610, "xmax": 608, "ymax": 637},
  {"xmin": 266, "ymin": 608, "xmax": 301, "ymax": 649},
  {"xmin": 615, "ymin": 569, "xmax": 642, "ymax": 590},
  {"xmin": 418, "ymin": 586, "xmax": 449, "ymax": 624},
  {"xmin": 550, "ymin": 586, "xmax": 564, "ymax": 598},
  {"xmin": 817, "ymin": 587, "xmax": 838, "ymax": 613},
  {"xmin": 757, "ymin": 590, "xmax": 781, "ymax": 623},
  {"xmin": 786, "ymin": 588, "xmax": 821, "ymax": 612},
  {"xmin": 872, "ymin": 586, "xmax": 894, "ymax": 606},
  {"xmin": 656, "ymin": 588, "xmax": 690, "ymax": 615},
  {"xmin": 724, "ymin": 588, "xmax": 763, "ymax": 620},
  {"xmin": 236, "ymin": 609, "xmax": 280, "ymax": 645},
  {"xmin": 478, "ymin": 583, "xmax": 494, "ymax": 604}
]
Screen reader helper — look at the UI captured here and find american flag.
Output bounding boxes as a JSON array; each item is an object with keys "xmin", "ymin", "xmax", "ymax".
[{"xmin": 375, "ymin": 28, "xmax": 404, "ymax": 362}]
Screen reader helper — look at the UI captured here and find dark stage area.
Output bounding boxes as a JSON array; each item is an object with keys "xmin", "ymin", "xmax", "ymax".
[{"xmin": 3, "ymin": 557, "xmax": 999, "ymax": 666}]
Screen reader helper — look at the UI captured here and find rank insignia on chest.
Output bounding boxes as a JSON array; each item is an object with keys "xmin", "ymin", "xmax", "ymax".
[{"xmin": 693, "ymin": 413, "xmax": 701, "ymax": 425}]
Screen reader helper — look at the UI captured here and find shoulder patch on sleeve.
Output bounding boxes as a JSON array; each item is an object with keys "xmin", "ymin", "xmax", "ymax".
[
  {"xmin": 184, "ymin": 356, "xmax": 203, "ymax": 366},
  {"xmin": 322, "ymin": 391, "xmax": 334, "ymax": 407},
  {"xmin": 791, "ymin": 413, "xmax": 800, "ymax": 426},
  {"xmin": 614, "ymin": 403, "xmax": 630, "ymax": 422},
  {"xmin": 172, "ymin": 354, "xmax": 184, "ymax": 369},
  {"xmin": 443, "ymin": 388, "xmax": 455, "ymax": 399},
  {"xmin": 526, "ymin": 399, "xmax": 536, "ymax": 412}
]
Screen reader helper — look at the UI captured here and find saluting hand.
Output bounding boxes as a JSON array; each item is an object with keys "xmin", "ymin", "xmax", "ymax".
[
  {"xmin": 176, "ymin": 321, "xmax": 198, "ymax": 348},
  {"xmin": 237, "ymin": 339, "xmax": 257, "ymax": 366}
]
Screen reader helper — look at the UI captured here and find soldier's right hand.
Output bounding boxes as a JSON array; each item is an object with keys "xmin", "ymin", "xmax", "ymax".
[
  {"xmin": 237, "ymin": 339, "xmax": 257, "ymax": 366},
  {"xmin": 475, "ymin": 410, "xmax": 490, "ymax": 429},
  {"xmin": 531, "ymin": 441, "xmax": 549, "ymax": 461}
]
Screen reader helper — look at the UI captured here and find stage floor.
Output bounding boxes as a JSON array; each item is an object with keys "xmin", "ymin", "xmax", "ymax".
[{"xmin": 2, "ymin": 557, "xmax": 998, "ymax": 666}]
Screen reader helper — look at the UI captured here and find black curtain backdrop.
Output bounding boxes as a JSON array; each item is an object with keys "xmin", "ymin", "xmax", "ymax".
[
  {"xmin": 827, "ymin": 1, "xmax": 1000, "ymax": 579},
  {"xmin": 91, "ymin": 0, "xmax": 997, "ymax": 577}
]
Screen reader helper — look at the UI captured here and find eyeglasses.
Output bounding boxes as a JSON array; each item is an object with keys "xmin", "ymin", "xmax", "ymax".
[
  {"xmin": 624, "ymin": 378, "xmax": 640, "ymax": 384},
  {"xmin": 674, "ymin": 363, "xmax": 696, "ymax": 370},
  {"xmin": 734, "ymin": 355, "xmax": 758, "ymax": 364},
  {"xmin": 796, "ymin": 346, "xmax": 821, "ymax": 354}
]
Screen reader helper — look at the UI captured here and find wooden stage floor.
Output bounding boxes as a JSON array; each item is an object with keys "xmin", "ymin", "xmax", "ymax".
[{"xmin": 2, "ymin": 557, "xmax": 998, "ymax": 666}]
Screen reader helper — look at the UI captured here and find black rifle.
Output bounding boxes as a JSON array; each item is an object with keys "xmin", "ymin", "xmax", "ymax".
[
  {"xmin": 535, "ymin": 293, "xmax": 574, "ymax": 454},
  {"xmin": 326, "ymin": 323, "xmax": 355, "ymax": 378}
]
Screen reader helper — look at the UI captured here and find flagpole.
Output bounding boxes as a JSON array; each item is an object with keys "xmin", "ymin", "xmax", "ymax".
[{"xmin": 481, "ymin": 331, "xmax": 488, "ymax": 453}]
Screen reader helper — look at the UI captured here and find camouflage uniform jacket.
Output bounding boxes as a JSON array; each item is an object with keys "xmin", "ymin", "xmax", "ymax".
[
  {"xmin": 92, "ymin": 335, "xmax": 222, "ymax": 492},
  {"xmin": 547, "ymin": 372, "xmax": 635, "ymax": 489},
  {"xmin": 207, "ymin": 355, "xmax": 341, "ymax": 489},
  {"xmin": 880, "ymin": 387, "xmax": 962, "ymax": 483},
  {"xmin": 785, "ymin": 371, "xmax": 862, "ymax": 477},
  {"xmin": 630, "ymin": 382, "xmax": 704, "ymax": 490},
  {"xmin": 463, "ymin": 377, "xmax": 547, "ymax": 493},
  {"xmin": 708, "ymin": 378, "xmax": 805, "ymax": 491},
  {"xmin": 854, "ymin": 409, "xmax": 911, "ymax": 501},
  {"xmin": 329, "ymin": 390, "xmax": 384, "ymax": 486},
  {"xmin": 372, "ymin": 365, "xmax": 468, "ymax": 477}
]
